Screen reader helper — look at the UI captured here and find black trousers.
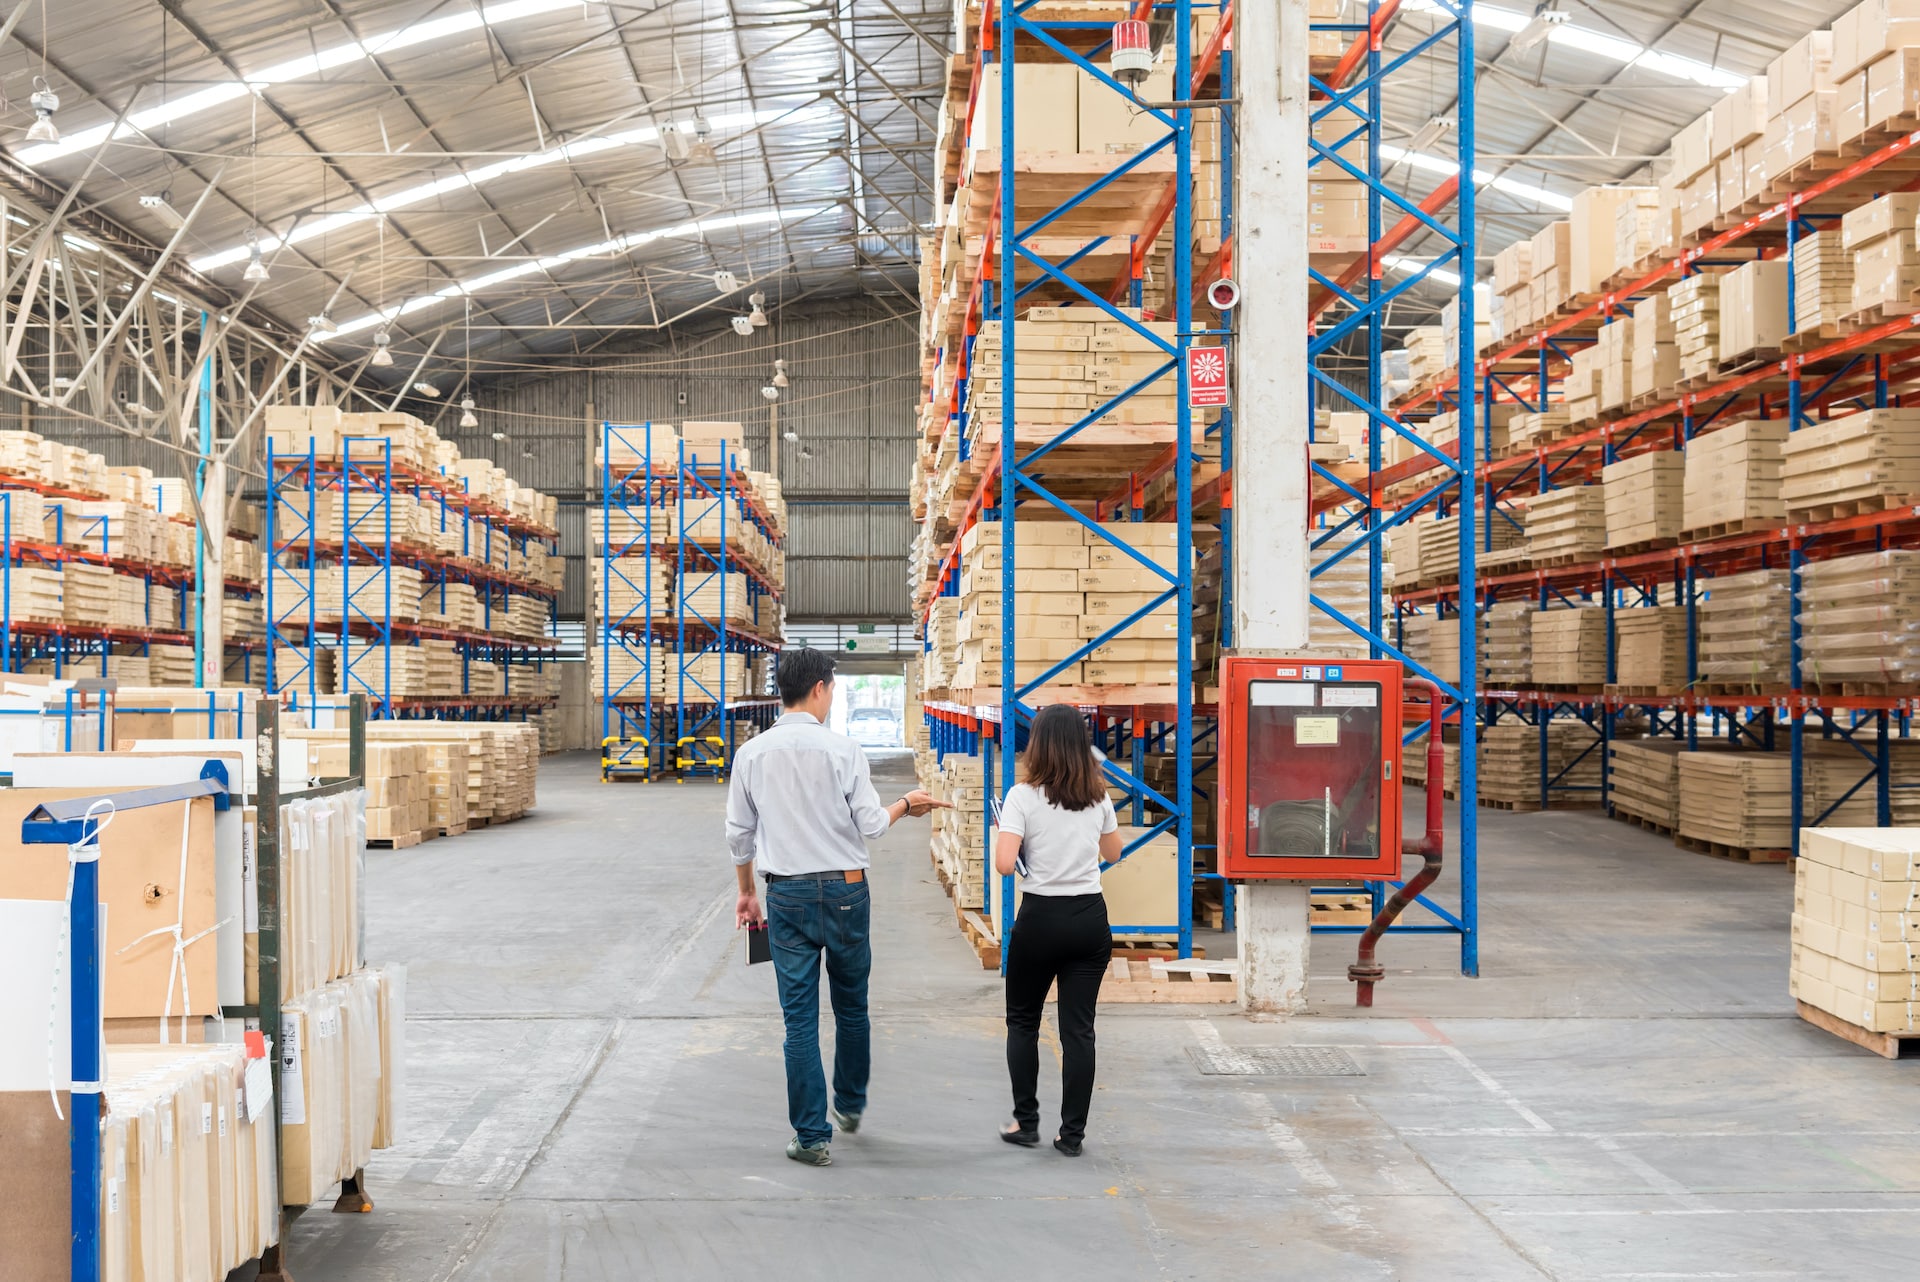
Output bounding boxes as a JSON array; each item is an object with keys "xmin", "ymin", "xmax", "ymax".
[{"xmin": 1005, "ymin": 891, "xmax": 1110, "ymax": 1142}]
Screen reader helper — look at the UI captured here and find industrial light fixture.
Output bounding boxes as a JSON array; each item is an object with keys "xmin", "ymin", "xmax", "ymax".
[
  {"xmin": 713, "ymin": 269, "xmax": 739, "ymax": 294},
  {"xmin": 242, "ymin": 231, "xmax": 270, "ymax": 283},
  {"xmin": 731, "ymin": 315, "xmax": 755, "ymax": 337},
  {"xmin": 772, "ymin": 358, "xmax": 789, "ymax": 388},
  {"xmin": 782, "ymin": 429, "xmax": 799, "ymax": 442},
  {"xmin": 1510, "ymin": 5, "xmax": 1569, "ymax": 52},
  {"xmin": 1408, "ymin": 116, "xmax": 1455, "ymax": 156},
  {"xmin": 458, "ymin": 396, "xmax": 478, "ymax": 428},
  {"xmin": 688, "ymin": 112, "xmax": 716, "ymax": 162},
  {"xmin": 747, "ymin": 292, "xmax": 769, "ymax": 327},
  {"xmin": 662, "ymin": 121, "xmax": 691, "ymax": 161},
  {"xmin": 414, "ymin": 380, "xmax": 440, "ymax": 398},
  {"xmin": 490, "ymin": 431, "xmax": 508, "ymax": 442},
  {"xmin": 521, "ymin": 447, "xmax": 534, "ymax": 459},
  {"xmin": 760, "ymin": 384, "xmax": 779, "ymax": 402},
  {"xmin": 1110, "ymin": 19, "xmax": 1154, "ymax": 86},
  {"xmin": 308, "ymin": 312, "xmax": 338, "ymax": 336},
  {"xmin": 138, "ymin": 191, "xmax": 188, "ymax": 229},
  {"xmin": 25, "ymin": 78, "xmax": 59, "ymax": 145},
  {"xmin": 370, "ymin": 327, "xmax": 393, "ymax": 366}
]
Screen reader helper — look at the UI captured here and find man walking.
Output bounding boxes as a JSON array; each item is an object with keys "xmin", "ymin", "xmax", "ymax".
[{"xmin": 727, "ymin": 648, "xmax": 946, "ymax": 1166}]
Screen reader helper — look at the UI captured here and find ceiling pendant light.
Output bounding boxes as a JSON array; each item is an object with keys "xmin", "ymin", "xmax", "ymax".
[
  {"xmin": 25, "ymin": 78, "xmax": 59, "ymax": 145},
  {"xmin": 242, "ymin": 231, "xmax": 270, "ymax": 283},
  {"xmin": 414, "ymin": 381, "xmax": 440, "ymax": 398},
  {"xmin": 713, "ymin": 269, "xmax": 739, "ymax": 294},
  {"xmin": 730, "ymin": 315, "xmax": 755, "ymax": 337},
  {"xmin": 688, "ymin": 112, "xmax": 715, "ymax": 162},
  {"xmin": 747, "ymin": 291, "xmax": 769, "ymax": 327},
  {"xmin": 490, "ymin": 431, "xmax": 508, "ymax": 443},
  {"xmin": 308, "ymin": 312, "xmax": 338, "ymax": 336},
  {"xmin": 370, "ymin": 327, "xmax": 393, "ymax": 366},
  {"xmin": 1510, "ymin": 6, "xmax": 1569, "ymax": 52},
  {"xmin": 760, "ymin": 384, "xmax": 779, "ymax": 402},
  {"xmin": 459, "ymin": 396, "xmax": 478, "ymax": 428},
  {"xmin": 772, "ymin": 358, "xmax": 789, "ymax": 388}
]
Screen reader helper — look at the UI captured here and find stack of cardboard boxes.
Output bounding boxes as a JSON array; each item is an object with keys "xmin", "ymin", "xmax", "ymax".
[
  {"xmin": 1696, "ymin": 569, "xmax": 1793, "ymax": 687},
  {"xmin": 1798, "ymin": 549, "xmax": 1920, "ymax": 685},
  {"xmin": 1841, "ymin": 192, "xmax": 1920, "ymax": 318},
  {"xmin": 1531, "ymin": 607, "xmax": 1609, "ymax": 686},
  {"xmin": 1603, "ymin": 452, "xmax": 1686, "ymax": 549},
  {"xmin": 1782, "ymin": 407, "xmax": 1920, "ymax": 515},
  {"xmin": 1611, "ymin": 607, "xmax": 1690, "ymax": 690},
  {"xmin": 1792, "ymin": 826, "xmax": 1920, "ymax": 1037},
  {"xmin": 1524, "ymin": 487, "xmax": 1607, "ymax": 564},
  {"xmin": 1683, "ymin": 419, "xmax": 1789, "ymax": 534},
  {"xmin": 1670, "ymin": 272, "xmax": 1723, "ymax": 382}
]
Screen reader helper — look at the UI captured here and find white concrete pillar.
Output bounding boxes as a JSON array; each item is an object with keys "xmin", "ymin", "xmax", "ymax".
[{"xmin": 1232, "ymin": 0, "xmax": 1314, "ymax": 1015}]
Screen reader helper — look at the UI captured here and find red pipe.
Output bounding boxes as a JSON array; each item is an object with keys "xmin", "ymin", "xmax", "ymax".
[{"xmin": 1349, "ymin": 677, "xmax": 1446, "ymax": 1007}]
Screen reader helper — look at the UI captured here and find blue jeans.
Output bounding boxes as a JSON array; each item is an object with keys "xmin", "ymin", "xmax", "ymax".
[{"xmin": 766, "ymin": 876, "xmax": 871, "ymax": 1146}]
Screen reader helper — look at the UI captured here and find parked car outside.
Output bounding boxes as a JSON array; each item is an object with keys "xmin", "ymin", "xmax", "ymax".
[{"xmin": 847, "ymin": 706, "xmax": 901, "ymax": 748}]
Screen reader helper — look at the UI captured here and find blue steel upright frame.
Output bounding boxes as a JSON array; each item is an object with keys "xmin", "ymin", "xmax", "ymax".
[
  {"xmin": 598, "ymin": 423, "xmax": 783, "ymax": 780},
  {"xmin": 991, "ymin": 0, "xmax": 1200, "ymax": 957},
  {"xmin": 1306, "ymin": 0, "xmax": 1480, "ymax": 973}
]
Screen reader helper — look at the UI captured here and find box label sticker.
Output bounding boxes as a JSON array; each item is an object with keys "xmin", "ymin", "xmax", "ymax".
[
  {"xmin": 1322, "ymin": 686, "xmax": 1377, "ymax": 707},
  {"xmin": 201, "ymin": 1103, "xmax": 213, "ymax": 1135},
  {"xmin": 1295, "ymin": 716, "xmax": 1341, "ymax": 746},
  {"xmin": 244, "ymin": 1055, "xmax": 273, "ymax": 1124},
  {"xmin": 279, "ymin": 1019, "xmax": 306, "ymax": 1127}
]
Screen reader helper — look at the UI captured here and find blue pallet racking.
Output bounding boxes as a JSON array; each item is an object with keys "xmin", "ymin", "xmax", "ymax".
[
  {"xmin": 265, "ymin": 435, "xmax": 561, "ymax": 721},
  {"xmin": 917, "ymin": 1, "xmax": 1482, "ymax": 971},
  {"xmin": 597, "ymin": 422, "xmax": 783, "ymax": 781}
]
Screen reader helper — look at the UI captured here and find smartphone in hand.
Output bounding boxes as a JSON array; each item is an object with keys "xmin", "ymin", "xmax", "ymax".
[{"xmin": 746, "ymin": 923, "xmax": 772, "ymax": 965}]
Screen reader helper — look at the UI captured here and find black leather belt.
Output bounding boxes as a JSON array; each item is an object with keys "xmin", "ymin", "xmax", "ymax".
[{"xmin": 764, "ymin": 869, "xmax": 866, "ymax": 883}]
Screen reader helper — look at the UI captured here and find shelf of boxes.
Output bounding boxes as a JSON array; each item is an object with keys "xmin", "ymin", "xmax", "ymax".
[
  {"xmin": 0, "ymin": 429, "xmax": 273, "ymax": 686},
  {"xmin": 1369, "ymin": 1, "xmax": 1920, "ymax": 858},
  {"xmin": 909, "ymin": 1, "xmax": 1484, "ymax": 968},
  {"xmin": 262, "ymin": 405, "xmax": 564, "ymax": 722},
  {"xmin": 594, "ymin": 421, "xmax": 785, "ymax": 780}
]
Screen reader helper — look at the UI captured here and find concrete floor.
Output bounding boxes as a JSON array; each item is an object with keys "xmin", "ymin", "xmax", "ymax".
[{"xmin": 279, "ymin": 750, "xmax": 1920, "ymax": 1281}]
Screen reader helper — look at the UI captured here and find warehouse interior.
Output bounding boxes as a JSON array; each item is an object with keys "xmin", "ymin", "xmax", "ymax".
[{"xmin": 3, "ymin": 1, "xmax": 1920, "ymax": 1280}]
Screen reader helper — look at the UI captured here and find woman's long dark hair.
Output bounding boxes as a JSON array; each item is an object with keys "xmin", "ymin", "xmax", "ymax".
[{"xmin": 1024, "ymin": 704, "xmax": 1105, "ymax": 812}]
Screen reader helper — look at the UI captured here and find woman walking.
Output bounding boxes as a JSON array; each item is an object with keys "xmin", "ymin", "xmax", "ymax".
[{"xmin": 994, "ymin": 703, "xmax": 1122, "ymax": 1156}]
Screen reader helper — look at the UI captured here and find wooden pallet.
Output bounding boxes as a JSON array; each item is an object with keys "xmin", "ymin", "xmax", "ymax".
[
  {"xmin": 1802, "ymin": 681, "xmax": 1912, "ymax": 699},
  {"xmin": 368, "ymin": 832, "xmax": 424, "ymax": 850},
  {"xmin": 1605, "ymin": 684, "xmax": 1686, "ymax": 700},
  {"xmin": 1692, "ymin": 681, "xmax": 1791, "ymax": 698},
  {"xmin": 1610, "ymin": 810, "xmax": 1675, "ymax": 838},
  {"xmin": 956, "ymin": 904, "xmax": 1001, "ymax": 969},
  {"xmin": 1791, "ymin": 494, "xmax": 1920, "ymax": 524},
  {"xmin": 433, "ymin": 823, "xmax": 468, "ymax": 838},
  {"xmin": 1478, "ymin": 796, "xmax": 1604, "ymax": 812},
  {"xmin": 1604, "ymin": 535, "xmax": 1680, "ymax": 556},
  {"xmin": 1681, "ymin": 516, "xmax": 1782, "ymax": 541},
  {"xmin": 1096, "ymin": 955, "xmax": 1237, "ymax": 1004},
  {"xmin": 1796, "ymin": 1000, "xmax": 1920, "ymax": 1059},
  {"xmin": 1673, "ymin": 832, "xmax": 1792, "ymax": 863}
]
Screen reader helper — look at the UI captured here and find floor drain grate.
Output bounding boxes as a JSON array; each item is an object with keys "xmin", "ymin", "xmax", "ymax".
[{"xmin": 1187, "ymin": 1045, "xmax": 1365, "ymax": 1077}]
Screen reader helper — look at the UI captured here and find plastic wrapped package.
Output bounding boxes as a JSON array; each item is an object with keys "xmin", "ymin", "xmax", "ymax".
[
  {"xmin": 275, "ymin": 789, "xmax": 366, "ymax": 1003},
  {"xmin": 1696, "ymin": 568, "xmax": 1791, "ymax": 685},
  {"xmin": 280, "ymin": 967, "xmax": 403, "ymax": 1207},
  {"xmin": 1484, "ymin": 600, "xmax": 1533, "ymax": 686},
  {"xmin": 1798, "ymin": 549, "xmax": 1920, "ymax": 683}
]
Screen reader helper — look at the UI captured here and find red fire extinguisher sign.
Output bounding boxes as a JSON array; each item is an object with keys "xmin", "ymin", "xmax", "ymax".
[{"xmin": 1187, "ymin": 345, "xmax": 1229, "ymax": 408}]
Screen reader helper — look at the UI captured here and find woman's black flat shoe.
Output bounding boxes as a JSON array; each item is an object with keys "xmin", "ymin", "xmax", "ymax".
[
  {"xmin": 1053, "ymin": 1136, "xmax": 1083, "ymax": 1157},
  {"xmin": 1000, "ymin": 1122, "xmax": 1040, "ymax": 1147}
]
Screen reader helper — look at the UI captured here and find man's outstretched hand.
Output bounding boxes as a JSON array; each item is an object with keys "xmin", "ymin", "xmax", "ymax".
[
  {"xmin": 737, "ymin": 891, "xmax": 764, "ymax": 928},
  {"xmin": 901, "ymin": 789, "xmax": 949, "ymax": 818}
]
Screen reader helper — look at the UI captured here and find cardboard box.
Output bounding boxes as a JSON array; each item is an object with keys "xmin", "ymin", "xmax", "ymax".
[
  {"xmin": 970, "ymin": 63, "xmax": 1079, "ymax": 152},
  {"xmin": 1766, "ymin": 30, "xmax": 1835, "ymax": 116},
  {"xmin": 1866, "ymin": 46, "xmax": 1920, "ymax": 129},
  {"xmin": 1718, "ymin": 259, "xmax": 1790, "ymax": 362},
  {"xmin": 1078, "ymin": 64, "xmax": 1173, "ymax": 154},
  {"xmin": 1572, "ymin": 186, "xmax": 1656, "ymax": 294},
  {"xmin": 1713, "ymin": 75, "xmax": 1772, "ymax": 153},
  {"xmin": 1836, "ymin": 67, "xmax": 1871, "ymax": 144},
  {"xmin": 1530, "ymin": 220, "xmax": 1572, "ymax": 273},
  {"xmin": 1834, "ymin": 0, "xmax": 1920, "ymax": 79}
]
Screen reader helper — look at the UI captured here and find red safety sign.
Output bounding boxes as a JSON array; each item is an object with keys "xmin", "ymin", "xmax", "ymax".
[{"xmin": 1187, "ymin": 345, "xmax": 1230, "ymax": 408}]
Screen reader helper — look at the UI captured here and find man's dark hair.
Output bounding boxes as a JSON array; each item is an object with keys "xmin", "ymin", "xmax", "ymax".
[{"xmin": 778, "ymin": 647, "xmax": 837, "ymax": 707}]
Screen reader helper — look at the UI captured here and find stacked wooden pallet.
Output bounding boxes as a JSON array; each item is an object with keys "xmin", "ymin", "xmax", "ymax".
[
  {"xmin": 1608, "ymin": 739, "xmax": 1687, "ymax": 831},
  {"xmin": 1782, "ymin": 408, "xmax": 1920, "ymax": 518},
  {"xmin": 1602, "ymin": 452, "xmax": 1685, "ymax": 549},
  {"xmin": 1676, "ymin": 753, "xmax": 1792, "ymax": 855},
  {"xmin": 1531, "ymin": 606, "xmax": 1608, "ymax": 685},
  {"xmin": 1791, "ymin": 828, "xmax": 1920, "ymax": 1044},
  {"xmin": 1697, "ymin": 568, "xmax": 1791, "ymax": 688},
  {"xmin": 1792, "ymin": 228, "xmax": 1852, "ymax": 336},
  {"xmin": 1684, "ymin": 420, "xmax": 1788, "ymax": 535},
  {"xmin": 1478, "ymin": 720, "xmax": 1602, "ymax": 808},
  {"xmin": 1525, "ymin": 487, "xmax": 1607, "ymax": 563},
  {"xmin": 1612, "ymin": 606, "xmax": 1689, "ymax": 690},
  {"xmin": 1798, "ymin": 549, "xmax": 1920, "ymax": 686},
  {"xmin": 1670, "ymin": 273, "xmax": 1721, "ymax": 382},
  {"xmin": 1484, "ymin": 600, "xmax": 1533, "ymax": 686}
]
